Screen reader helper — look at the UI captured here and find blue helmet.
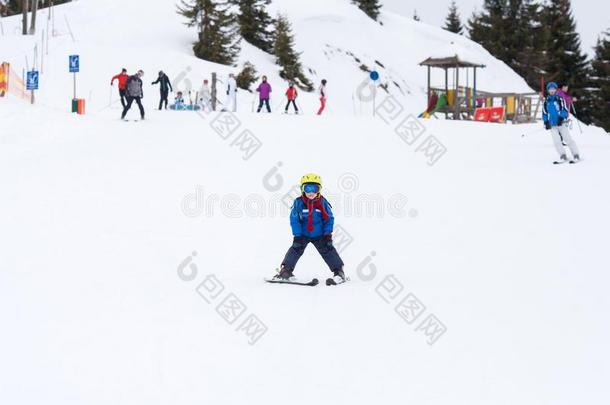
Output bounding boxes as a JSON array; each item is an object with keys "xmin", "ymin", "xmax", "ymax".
[{"xmin": 546, "ymin": 82, "xmax": 558, "ymax": 91}]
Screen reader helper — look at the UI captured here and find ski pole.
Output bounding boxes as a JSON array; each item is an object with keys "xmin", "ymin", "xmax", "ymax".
[
  {"xmin": 109, "ymin": 84, "xmax": 112, "ymax": 108},
  {"xmin": 570, "ymin": 103, "xmax": 583, "ymax": 134}
]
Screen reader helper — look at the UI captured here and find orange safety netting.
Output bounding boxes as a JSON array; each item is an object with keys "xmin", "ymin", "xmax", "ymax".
[{"xmin": 0, "ymin": 62, "xmax": 30, "ymax": 100}]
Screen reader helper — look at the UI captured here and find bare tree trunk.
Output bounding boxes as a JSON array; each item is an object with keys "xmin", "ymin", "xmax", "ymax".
[
  {"xmin": 22, "ymin": 0, "xmax": 29, "ymax": 35},
  {"xmin": 29, "ymin": 0, "xmax": 38, "ymax": 34}
]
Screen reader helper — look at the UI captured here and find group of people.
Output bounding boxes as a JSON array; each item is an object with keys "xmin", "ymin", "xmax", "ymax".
[
  {"xmin": 110, "ymin": 69, "xmax": 582, "ymax": 164},
  {"xmin": 110, "ymin": 68, "xmax": 329, "ymax": 120},
  {"xmin": 253, "ymin": 76, "xmax": 328, "ymax": 115}
]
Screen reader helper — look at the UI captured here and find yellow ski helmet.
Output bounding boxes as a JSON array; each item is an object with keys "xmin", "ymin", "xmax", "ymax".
[{"xmin": 300, "ymin": 173, "xmax": 322, "ymax": 194}]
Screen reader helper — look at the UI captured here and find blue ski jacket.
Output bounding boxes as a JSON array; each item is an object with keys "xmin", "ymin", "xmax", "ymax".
[
  {"xmin": 542, "ymin": 94, "xmax": 568, "ymax": 126},
  {"xmin": 290, "ymin": 196, "xmax": 334, "ymax": 238}
]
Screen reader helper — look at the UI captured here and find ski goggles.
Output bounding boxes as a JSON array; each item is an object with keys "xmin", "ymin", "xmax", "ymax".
[{"xmin": 303, "ymin": 184, "xmax": 320, "ymax": 194}]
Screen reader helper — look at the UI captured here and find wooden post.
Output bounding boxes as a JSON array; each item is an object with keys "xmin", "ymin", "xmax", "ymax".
[
  {"xmin": 29, "ymin": 0, "xmax": 39, "ymax": 34},
  {"xmin": 426, "ymin": 65, "xmax": 431, "ymax": 109},
  {"xmin": 22, "ymin": 0, "xmax": 28, "ymax": 35},
  {"xmin": 473, "ymin": 67, "xmax": 477, "ymax": 108},
  {"xmin": 454, "ymin": 65, "xmax": 459, "ymax": 120},
  {"xmin": 41, "ymin": 30, "xmax": 44, "ymax": 74},
  {"xmin": 444, "ymin": 68, "xmax": 448, "ymax": 120},
  {"xmin": 211, "ymin": 72, "xmax": 217, "ymax": 111}
]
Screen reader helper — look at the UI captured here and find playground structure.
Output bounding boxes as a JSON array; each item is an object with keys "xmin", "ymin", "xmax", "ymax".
[{"xmin": 419, "ymin": 55, "xmax": 542, "ymax": 124}]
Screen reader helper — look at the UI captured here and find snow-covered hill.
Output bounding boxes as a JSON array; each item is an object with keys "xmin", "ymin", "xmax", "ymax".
[
  {"xmin": 0, "ymin": 0, "xmax": 533, "ymax": 114},
  {"xmin": 1, "ymin": 1, "xmax": 609, "ymax": 405}
]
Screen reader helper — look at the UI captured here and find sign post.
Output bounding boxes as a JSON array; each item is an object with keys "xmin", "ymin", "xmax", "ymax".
[
  {"xmin": 26, "ymin": 70, "xmax": 39, "ymax": 104},
  {"xmin": 370, "ymin": 70, "xmax": 380, "ymax": 117},
  {"xmin": 69, "ymin": 54, "xmax": 79, "ymax": 99}
]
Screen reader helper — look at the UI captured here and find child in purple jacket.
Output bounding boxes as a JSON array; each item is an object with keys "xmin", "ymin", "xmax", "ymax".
[{"xmin": 256, "ymin": 76, "xmax": 272, "ymax": 113}]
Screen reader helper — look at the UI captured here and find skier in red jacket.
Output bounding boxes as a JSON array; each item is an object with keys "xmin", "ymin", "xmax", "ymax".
[
  {"xmin": 285, "ymin": 82, "xmax": 299, "ymax": 114},
  {"xmin": 111, "ymin": 68, "xmax": 129, "ymax": 108}
]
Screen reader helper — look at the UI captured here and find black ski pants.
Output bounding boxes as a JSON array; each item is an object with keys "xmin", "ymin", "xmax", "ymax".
[
  {"xmin": 281, "ymin": 235, "xmax": 344, "ymax": 273},
  {"xmin": 159, "ymin": 89, "xmax": 169, "ymax": 110},
  {"xmin": 122, "ymin": 96, "xmax": 145, "ymax": 119}
]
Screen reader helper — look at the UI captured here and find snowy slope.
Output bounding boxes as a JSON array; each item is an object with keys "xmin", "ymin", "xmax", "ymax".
[
  {"xmin": 0, "ymin": 0, "xmax": 532, "ymax": 115},
  {"xmin": 1, "ymin": 1, "xmax": 610, "ymax": 405},
  {"xmin": 2, "ymin": 98, "xmax": 610, "ymax": 405}
]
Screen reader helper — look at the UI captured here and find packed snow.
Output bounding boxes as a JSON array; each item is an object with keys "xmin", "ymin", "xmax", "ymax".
[{"xmin": 1, "ymin": 1, "xmax": 609, "ymax": 405}]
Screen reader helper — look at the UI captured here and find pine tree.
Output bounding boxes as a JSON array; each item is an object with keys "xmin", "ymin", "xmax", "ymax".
[
  {"xmin": 273, "ymin": 14, "xmax": 313, "ymax": 91},
  {"xmin": 588, "ymin": 30, "xmax": 610, "ymax": 131},
  {"xmin": 413, "ymin": 9, "xmax": 420, "ymax": 22},
  {"xmin": 177, "ymin": 0, "xmax": 240, "ymax": 65},
  {"xmin": 0, "ymin": 0, "xmax": 20, "ymax": 17},
  {"xmin": 507, "ymin": 0, "xmax": 547, "ymax": 89},
  {"xmin": 541, "ymin": 0, "xmax": 590, "ymax": 121},
  {"xmin": 351, "ymin": 0, "xmax": 382, "ymax": 22},
  {"xmin": 443, "ymin": 0, "xmax": 463, "ymax": 34},
  {"xmin": 468, "ymin": 0, "xmax": 508, "ymax": 61},
  {"xmin": 1, "ymin": 0, "xmax": 72, "ymax": 17},
  {"xmin": 228, "ymin": 0, "xmax": 273, "ymax": 52},
  {"xmin": 236, "ymin": 61, "xmax": 258, "ymax": 91},
  {"xmin": 468, "ymin": 0, "xmax": 549, "ymax": 90}
]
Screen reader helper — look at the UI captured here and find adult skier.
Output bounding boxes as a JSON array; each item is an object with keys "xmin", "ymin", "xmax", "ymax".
[
  {"xmin": 543, "ymin": 82, "xmax": 580, "ymax": 164},
  {"xmin": 110, "ymin": 68, "xmax": 129, "ymax": 108},
  {"xmin": 199, "ymin": 79, "xmax": 212, "ymax": 111},
  {"xmin": 557, "ymin": 84, "xmax": 577, "ymax": 117},
  {"xmin": 121, "ymin": 70, "xmax": 145, "ymax": 121},
  {"xmin": 221, "ymin": 73, "xmax": 237, "ymax": 112},
  {"xmin": 256, "ymin": 75, "xmax": 272, "ymax": 113},
  {"xmin": 285, "ymin": 82, "xmax": 299, "ymax": 114},
  {"xmin": 317, "ymin": 79, "xmax": 327, "ymax": 115},
  {"xmin": 151, "ymin": 70, "xmax": 173, "ymax": 110},
  {"xmin": 274, "ymin": 173, "xmax": 346, "ymax": 285}
]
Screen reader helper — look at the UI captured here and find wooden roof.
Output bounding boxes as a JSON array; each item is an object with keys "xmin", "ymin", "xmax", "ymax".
[{"xmin": 419, "ymin": 56, "xmax": 486, "ymax": 68}]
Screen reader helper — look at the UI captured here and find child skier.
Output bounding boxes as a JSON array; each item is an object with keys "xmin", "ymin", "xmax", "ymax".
[
  {"xmin": 173, "ymin": 91, "xmax": 185, "ymax": 110},
  {"xmin": 285, "ymin": 82, "xmax": 299, "ymax": 114},
  {"xmin": 221, "ymin": 73, "xmax": 237, "ymax": 112},
  {"xmin": 199, "ymin": 79, "xmax": 212, "ymax": 111},
  {"xmin": 275, "ymin": 173, "xmax": 346, "ymax": 284},
  {"xmin": 543, "ymin": 82, "xmax": 581, "ymax": 164},
  {"xmin": 317, "ymin": 79, "xmax": 327, "ymax": 115}
]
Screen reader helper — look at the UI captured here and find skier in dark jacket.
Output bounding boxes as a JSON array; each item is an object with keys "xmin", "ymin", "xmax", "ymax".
[
  {"xmin": 121, "ymin": 70, "xmax": 145, "ymax": 120},
  {"xmin": 275, "ymin": 173, "xmax": 346, "ymax": 283},
  {"xmin": 151, "ymin": 70, "xmax": 173, "ymax": 110}
]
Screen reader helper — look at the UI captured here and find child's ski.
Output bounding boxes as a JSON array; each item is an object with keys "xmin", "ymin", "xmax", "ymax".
[{"xmin": 264, "ymin": 277, "xmax": 319, "ymax": 286}]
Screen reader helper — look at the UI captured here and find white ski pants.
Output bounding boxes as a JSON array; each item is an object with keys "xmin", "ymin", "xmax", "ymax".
[
  {"xmin": 223, "ymin": 93, "xmax": 236, "ymax": 112},
  {"xmin": 551, "ymin": 124, "xmax": 579, "ymax": 157}
]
